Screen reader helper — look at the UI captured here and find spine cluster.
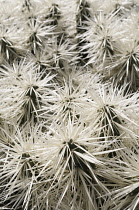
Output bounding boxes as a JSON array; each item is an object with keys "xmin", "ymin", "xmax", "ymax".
[{"xmin": 0, "ymin": 0, "xmax": 139, "ymax": 209}]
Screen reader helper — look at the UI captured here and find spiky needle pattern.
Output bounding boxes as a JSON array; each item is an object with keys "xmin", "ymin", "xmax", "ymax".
[{"xmin": 0, "ymin": 0, "xmax": 139, "ymax": 209}]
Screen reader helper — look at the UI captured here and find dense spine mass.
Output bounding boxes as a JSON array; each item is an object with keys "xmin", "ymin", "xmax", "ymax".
[{"xmin": 0, "ymin": 0, "xmax": 139, "ymax": 209}]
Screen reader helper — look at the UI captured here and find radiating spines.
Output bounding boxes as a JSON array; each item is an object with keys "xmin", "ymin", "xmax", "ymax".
[
  {"xmin": 103, "ymin": 149, "xmax": 139, "ymax": 209},
  {"xmin": 76, "ymin": 0, "xmax": 93, "ymax": 31},
  {"xmin": 0, "ymin": 59, "xmax": 56, "ymax": 125},
  {"xmin": 0, "ymin": 21, "xmax": 25, "ymax": 62},
  {"xmin": 75, "ymin": 0, "xmax": 94, "ymax": 65},
  {"xmin": 46, "ymin": 3, "xmax": 61, "ymax": 27},
  {"xmin": 0, "ymin": 123, "xmax": 46, "ymax": 209},
  {"xmin": 107, "ymin": 38, "xmax": 139, "ymax": 92},
  {"xmin": 1, "ymin": 0, "xmax": 139, "ymax": 209},
  {"xmin": 100, "ymin": 0, "xmax": 134, "ymax": 17},
  {"xmin": 39, "ymin": 117, "xmax": 110, "ymax": 209},
  {"xmin": 46, "ymin": 33, "xmax": 80, "ymax": 69},
  {"xmin": 23, "ymin": 16, "xmax": 56, "ymax": 55},
  {"xmin": 41, "ymin": 69, "xmax": 102, "ymax": 123},
  {"xmin": 80, "ymin": 10, "xmax": 123, "ymax": 68},
  {"xmin": 84, "ymin": 83, "xmax": 139, "ymax": 142}
]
